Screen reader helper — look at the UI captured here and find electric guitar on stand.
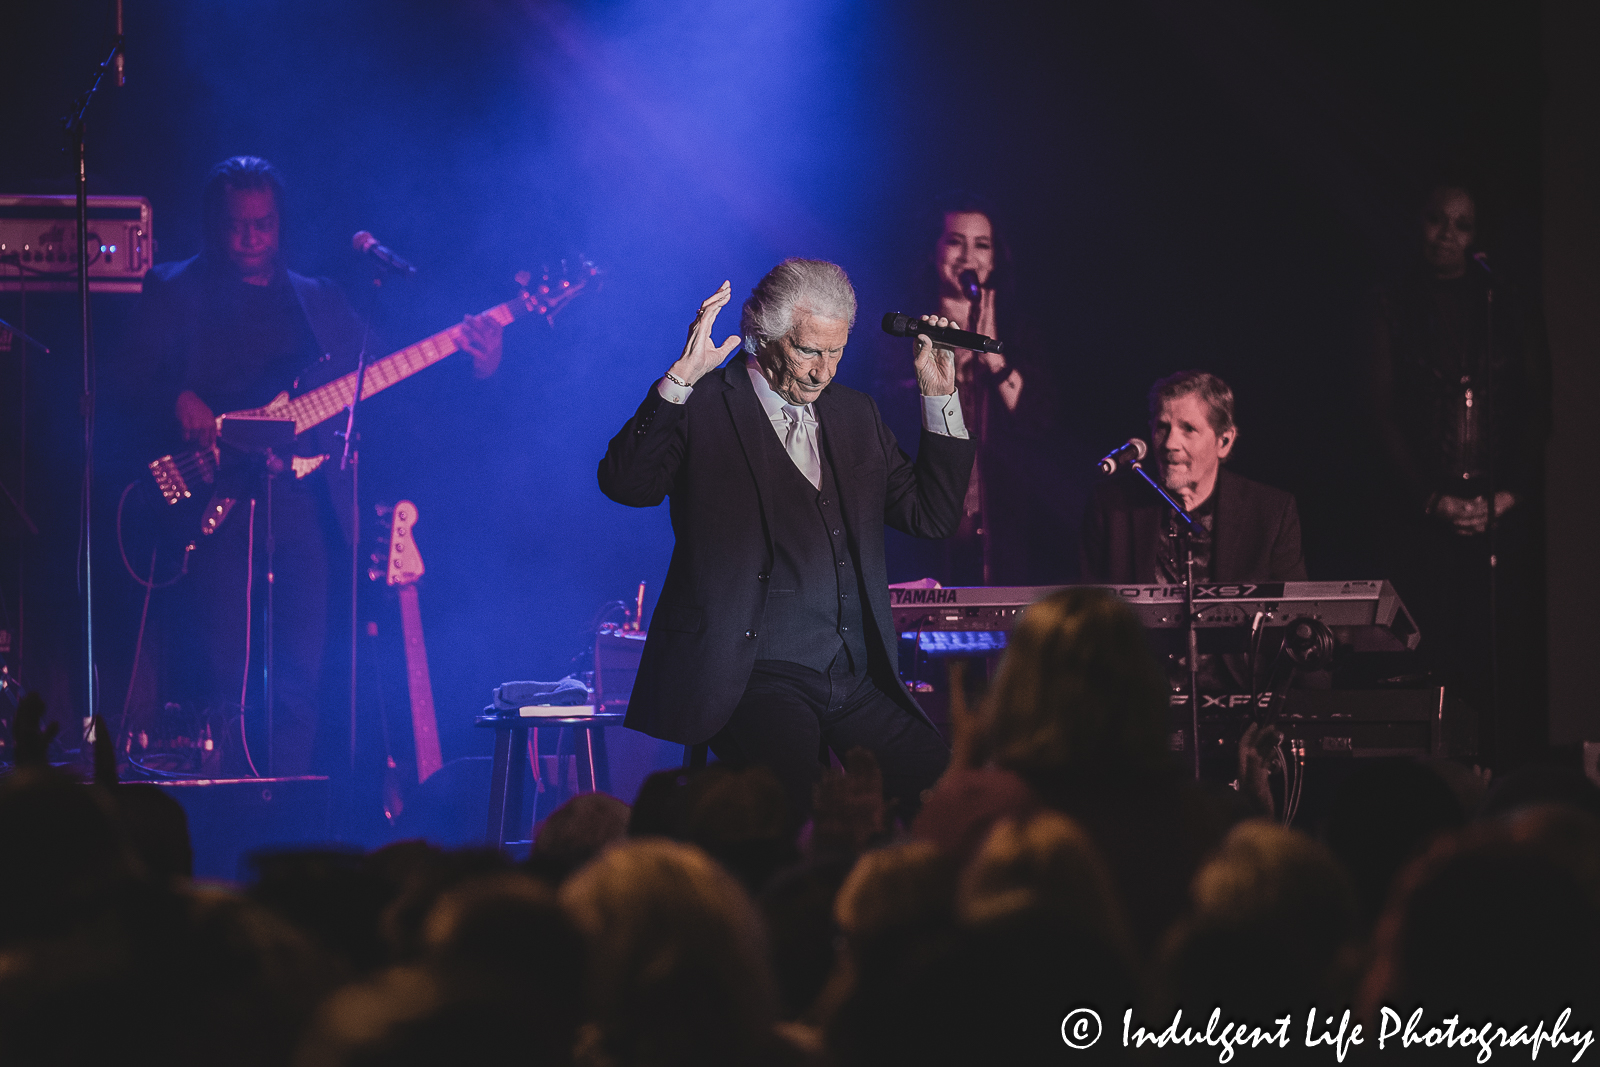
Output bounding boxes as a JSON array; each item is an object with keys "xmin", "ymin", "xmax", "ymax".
[
  {"xmin": 143, "ymin": 263, "xmax": 599, "ymax": 552},
  {"xmin": 375, "ymin": 500, "xmax": 443, "ymax": 785}
]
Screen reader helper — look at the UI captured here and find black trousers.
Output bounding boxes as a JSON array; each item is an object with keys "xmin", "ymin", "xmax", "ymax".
[
  {"xmin": 175, "ymin": 473, "xmax": 336, "ymax": 777},
  {"xmin": 708, "ymin": 656, "xmax": 949, "ymax": 823}
]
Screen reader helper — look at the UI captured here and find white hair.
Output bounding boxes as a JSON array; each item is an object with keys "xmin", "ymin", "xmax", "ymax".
[{"xmin": 740, "ymin": 258, "xmax": 857, "ymax": 355}]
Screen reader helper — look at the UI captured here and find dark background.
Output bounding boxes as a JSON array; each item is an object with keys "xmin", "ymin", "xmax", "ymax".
[{"xmin": 0, "ymin": 1, "xmax": 1565, "ymax": 783}]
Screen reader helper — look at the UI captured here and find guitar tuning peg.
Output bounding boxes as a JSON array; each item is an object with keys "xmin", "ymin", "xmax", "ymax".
[
  {"xmin": 375, "ymin": 503, "xmax": 393, "ymax": 518},
  {"xmin": 367, "ymin": 565, "xmax": 383, "ymax": 582}
]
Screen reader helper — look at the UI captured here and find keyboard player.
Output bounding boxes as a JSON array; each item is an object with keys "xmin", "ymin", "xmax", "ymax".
[
  {"xmin": 1081, "ymin": 371, "xmax": 1307, "ymax": 697},
  {"xmin": 1081, "ymin": 370, "xmax": 1306, "ymax": 585}
]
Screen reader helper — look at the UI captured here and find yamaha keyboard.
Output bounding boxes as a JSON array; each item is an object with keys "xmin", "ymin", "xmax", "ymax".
[{"xmin": 892, "ymin": 580, "xmax": 1420, "ymax": 653}]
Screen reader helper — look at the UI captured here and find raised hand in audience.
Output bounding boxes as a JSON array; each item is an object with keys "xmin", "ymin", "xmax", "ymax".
[
  {"xmin": 811, "ymin": 748, "xmax": 886, "ymax": 857},
  {"xmin": 92, "ymin": 714, "xmax": 118, "ymax": 786},
  {"xmin": 944, "ymin": 658, "xmax": 986, "ymax": 775},
  {"xmin": 12, "ymin": 693, "xmax": 58, "ymax": 768},
  {"xmin": 1238, "ymin": 721, "xmax": 1284, "ymax": 819}
]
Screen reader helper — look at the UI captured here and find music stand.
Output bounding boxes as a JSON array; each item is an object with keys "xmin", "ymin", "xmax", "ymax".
[{"xmin": 218, "ymin": 414, "xmax": 297, "ymax": 453}]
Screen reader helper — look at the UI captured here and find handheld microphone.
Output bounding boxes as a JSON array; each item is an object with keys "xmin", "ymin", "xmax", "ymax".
[
  {"xmin": 1471, "ymin": 251, "xmax": 1492, "ymax": 275},
  {"xmin": 959, "ymin": 269, "xmax": 981, "ymax": 303},
  {"xmin": 1097, "ymin": 438, "xmax": 1147, "ymax": 475},
  {"xmin": 352, "ymin": 231, "xmax": 418, "ymax": 276},
  {"xmin": 881, "ymin": 312, "xmax": 1004, "ymax": 354}
]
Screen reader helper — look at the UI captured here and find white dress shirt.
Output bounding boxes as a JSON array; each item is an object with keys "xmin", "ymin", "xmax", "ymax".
[{"xmin": 655, "ymin": 358, "xmax": 970, "ymax": 464}]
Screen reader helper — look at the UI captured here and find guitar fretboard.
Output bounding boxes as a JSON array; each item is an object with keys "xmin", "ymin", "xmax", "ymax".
[{"xmin": 284, "ymin": 303, "xmax": 520, "ymax": 435}]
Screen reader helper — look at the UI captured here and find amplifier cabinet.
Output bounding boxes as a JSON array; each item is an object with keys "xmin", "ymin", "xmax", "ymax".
[
  {"xmin": 594, "ymin": 630, "xmax": 646, "ymax": 714},
  {"xmin": 150, "ymin": 775, "xmax": 332, "ymax": 881},
  {"xmin": 0, "ymin": 195, "xmax": 154, "ymax": 293}
]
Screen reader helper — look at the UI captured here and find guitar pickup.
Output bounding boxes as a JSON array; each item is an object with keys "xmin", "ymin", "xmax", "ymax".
[
  {"xmin": 149, "ymin": 455, "xmax": 192, "ymax": 504},
  {"xmin": 148, "ymin": 449, "xmax": 219, "ymax": 505},
  {"xmin": 200, "ymin": 497, "xmax": 236, "ymax": 536}
]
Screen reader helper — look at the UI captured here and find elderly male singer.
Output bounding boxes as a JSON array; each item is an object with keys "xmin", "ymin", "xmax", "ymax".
[{"xmin": 599, "ymin": 259, "xmax": 977, "ymax": 818}]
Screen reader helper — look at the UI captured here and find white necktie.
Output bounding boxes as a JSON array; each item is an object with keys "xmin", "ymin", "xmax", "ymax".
[{"xmin": 781, "ymin": 404, "xmax": 821, "ymax": 490}]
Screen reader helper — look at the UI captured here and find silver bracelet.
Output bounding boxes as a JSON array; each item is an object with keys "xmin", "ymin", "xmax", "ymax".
[{"xmin": 663, "ymin": 370, "xmax": 690, "ymax": 388}]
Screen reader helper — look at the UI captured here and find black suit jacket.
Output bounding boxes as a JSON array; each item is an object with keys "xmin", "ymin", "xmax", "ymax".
[
  {"xmin": 598, "ymin": 354, "xmax": 978, "ymax": 745},
  {"xmin": 1080, "ymin": 467, "xmax": 1307, "ymax": 583}
]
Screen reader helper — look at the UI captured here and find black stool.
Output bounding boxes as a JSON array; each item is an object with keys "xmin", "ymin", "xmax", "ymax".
[{"xmin": 476, "ymin": 709, "xmax": 626, "ymax": 848}]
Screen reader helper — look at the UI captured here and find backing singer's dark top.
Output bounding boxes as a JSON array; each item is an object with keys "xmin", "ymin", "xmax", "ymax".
[{"xmin": 1366, "ymin": 267, "xmax": 1550, "ymax": 508}]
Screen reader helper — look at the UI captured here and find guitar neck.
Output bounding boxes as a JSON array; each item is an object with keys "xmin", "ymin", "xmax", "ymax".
[
  {"xmin": 396, "ymin": 584, "xmax": 443, "ymax": 783},
  {"xmin": 284, "ymin": 299, "xmax": 524, "ymax": 436}
]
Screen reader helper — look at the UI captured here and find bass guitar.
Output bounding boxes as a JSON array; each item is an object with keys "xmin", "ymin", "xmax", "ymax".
[{"xmin": 145, "ymin": 263, "xmax": 599, "ymax": 545}]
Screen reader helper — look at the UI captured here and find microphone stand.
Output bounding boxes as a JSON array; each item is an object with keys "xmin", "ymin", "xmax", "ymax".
[
  {"xmin": 63, "ymin": 34, "xmax": 126, "ymax": 739},
  {"xmin": 1481, "ymin": 272, "xmax": 1500, "ymax": 763},
  {"xmin": 1468, "ymin": 253, "xmax": 1501, "ymax": 762},
  {"xmin": 965, "ymin": 288, "xmax": 994, "ymax": 585},
  {"xmin": 264, "ymin": 460, "xmax": 277, "ymax": 775},
  {"xmin": 342, "ymin": 275, "xmax": 380, "ymax": 783},
  {"xmin": 1129, "ymin": 460, "xmax": 1206, "ymax": 780}
]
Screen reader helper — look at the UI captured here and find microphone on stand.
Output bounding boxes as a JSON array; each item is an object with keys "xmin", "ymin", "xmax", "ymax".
[
  {"xmin": 352, "ymin": 231, "xmax": 418, "ymax": 276},
  {"xmin": 1096, "ymin": 438, "xmax": 1147, "ymax": 475},
  {"xmin": 959, "ymin": 269, "xmax": 982, "ymax": 303},
  {"xmin": 114, "ymin": 0, "xmax": 125, "ymax": 87},
  {"xmin": 881, "ymin": 312, "xmax": 1004, "ymax": 354}
]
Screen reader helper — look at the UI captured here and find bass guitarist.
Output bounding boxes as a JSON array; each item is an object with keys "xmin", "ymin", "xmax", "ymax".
[{"xmin": 127, "ymin": 156, "xmax": 501, "ymax": 776}]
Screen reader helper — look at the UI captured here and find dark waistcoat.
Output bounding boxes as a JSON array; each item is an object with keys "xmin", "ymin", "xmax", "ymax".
[{"xmin": 752, "ymin": 418, "xmax": 870, "ymax": 673}]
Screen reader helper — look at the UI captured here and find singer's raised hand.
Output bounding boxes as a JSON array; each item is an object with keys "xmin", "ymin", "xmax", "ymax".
[
  {"xmin": 912, "ymin": 314, "xmax": 958, "ymax": 397},
  {"xmin": 968, "ymin": 288, "xmax": 1023, "ymax": 409},
  {"xmin": 972, "ymin": 288, "xmax": 1003, "ymax": 374},
  {"xmin": 667, "ymin": 281, "xmax": 742, "ymax": 387},
  {"xmin": 974, "ymin": 286, "xmax": 998, "ymax": 352}
]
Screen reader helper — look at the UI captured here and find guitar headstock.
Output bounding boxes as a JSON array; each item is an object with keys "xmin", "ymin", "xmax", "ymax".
[
  {"xmin": 515, "ymin": 258, "xmax": 603, "ymax": 326},
  {"xmin": 373, "ymin": 500, "xmax": 425, "ymax": 587}
]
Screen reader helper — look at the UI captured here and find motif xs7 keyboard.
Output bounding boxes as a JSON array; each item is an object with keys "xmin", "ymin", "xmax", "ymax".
[{"xmin": 890, "ymin": 581, "xmax": 1419, "ymax": 652}]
